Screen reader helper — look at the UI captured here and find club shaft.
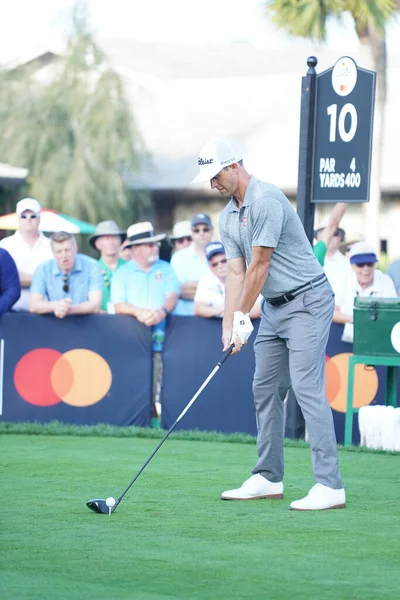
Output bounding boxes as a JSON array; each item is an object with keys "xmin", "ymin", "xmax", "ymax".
[{"xmin": 115, "ymin": 345, "xmax": 234, "ymax": 508}]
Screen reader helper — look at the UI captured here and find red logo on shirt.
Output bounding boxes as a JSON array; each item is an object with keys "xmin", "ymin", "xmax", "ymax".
[{"xmin": 242, "ymin": 216, "xmax": 247, "ymax": 226}]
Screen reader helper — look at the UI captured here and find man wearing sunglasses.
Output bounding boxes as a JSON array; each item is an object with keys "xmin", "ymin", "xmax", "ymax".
[
  {"xmin": 192, "ymin": 137, "xmax": 344, "ymax": 511},
  {"xmin": 195, "ymin": 241, "xmax": 261, "ymax": 319},
  {"xmin": 29, "ymin": 231, "xmax": 103, "ymax": 319},
  {"xmin": 0, "ymin": 198, "xmax": 53, "ymax": 311},
  {"xmin": 333, "ymin": 241, "xmax": 397, "ymax": 343},
  {"xmin": 170, "ymin": 213, "xmax": 214, "ymax": 315}
]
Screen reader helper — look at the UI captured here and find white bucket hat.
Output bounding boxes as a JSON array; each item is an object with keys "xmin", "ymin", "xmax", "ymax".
[
  {"xmin": 170, "ymin": 221, "xmax": 192, "ymax": 241},
  {"xmin": 191, "ymin": 138, "xmax": 242, "ymax": 184},
  {"xmin": 126, "ymin": 222, "xmax": 166, "ymax": 247}
]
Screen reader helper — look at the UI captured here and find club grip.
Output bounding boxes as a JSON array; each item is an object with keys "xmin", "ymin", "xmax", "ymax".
[{"xmin": 217, "ymin": 343, "xmax": 235, "ymax": 367}]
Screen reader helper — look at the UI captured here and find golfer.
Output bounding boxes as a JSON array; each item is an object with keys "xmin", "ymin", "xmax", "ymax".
[{"xmin": 191, "ymin": 138, "xmax": 345, "ymax": 511}]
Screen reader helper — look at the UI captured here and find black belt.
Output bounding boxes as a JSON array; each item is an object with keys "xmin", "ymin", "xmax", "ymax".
[{"xmin": 267, "ymin": 273, "xmax": 327, "ymax": 307}]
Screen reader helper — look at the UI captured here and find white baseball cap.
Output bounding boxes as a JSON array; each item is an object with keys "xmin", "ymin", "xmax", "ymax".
[
  {"xmin": 348, "ymin": 241, "xmax": 378, "ymax": 265},
  {"xmin": 191, "ymin": 138, "xmax": 242, "ymax": 184},
  {"xmin": 170, "ymin": 220, "xmax": 192, "ymax": 241},
  {"xmin": 16, "ymin": 198, "xmax": 41, "ymax": 217}
]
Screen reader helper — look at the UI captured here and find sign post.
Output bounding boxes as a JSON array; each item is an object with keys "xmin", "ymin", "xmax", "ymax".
[
  {"xmin": 292, "ymin": 55, "xmax": 376, "ymax": 441},
  {"xmin": 311, "ymin": 56, "xmax": 376, "ymax": 204}
]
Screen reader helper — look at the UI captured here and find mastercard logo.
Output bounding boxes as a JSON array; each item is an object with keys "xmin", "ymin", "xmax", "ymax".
[
  {"xmin": 14, "ymin": 348, "xmax": 112, "ymax": 407},
  {"xmin": 326, "ymin": 352, "xmax": 378, "ymax": 413}
]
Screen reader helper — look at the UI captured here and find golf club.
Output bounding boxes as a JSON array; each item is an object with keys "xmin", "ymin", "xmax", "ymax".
[{"xmin": 87, "ymin": 343, "xmax": 235, "ymax": 514}]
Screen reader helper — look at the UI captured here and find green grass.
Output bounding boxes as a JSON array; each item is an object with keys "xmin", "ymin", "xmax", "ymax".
[{"xmin": 1, "ymin": 431, "xmax": 399, "ymax": 600}]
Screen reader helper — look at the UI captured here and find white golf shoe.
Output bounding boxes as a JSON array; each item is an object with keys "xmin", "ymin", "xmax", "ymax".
[
  {"xmin": 290, "ymin": 483, "xmax": 346, "ymax": 511},
  {"xmin": 221, "ymin": 474, "xmax": 284, "ymax": 500}
]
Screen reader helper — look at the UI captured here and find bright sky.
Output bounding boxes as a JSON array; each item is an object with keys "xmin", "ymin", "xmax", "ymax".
[{"xmin": 0, "ymin": 0, "xmax": 399, "ymax": 63}]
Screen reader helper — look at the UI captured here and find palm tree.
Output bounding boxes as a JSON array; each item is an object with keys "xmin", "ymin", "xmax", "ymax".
[
  {"xmin": 0, "ymin": 2, "xmax": 149, "ymax": 224},
  {"xmin": 265, "ymin": 0, "xmax": 396, "ymax": 252}
]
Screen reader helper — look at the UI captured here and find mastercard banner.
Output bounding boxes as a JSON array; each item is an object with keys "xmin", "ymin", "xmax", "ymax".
[{"xmin": 0, "ymin": 313, "xmax": 153, "ymax": 426}]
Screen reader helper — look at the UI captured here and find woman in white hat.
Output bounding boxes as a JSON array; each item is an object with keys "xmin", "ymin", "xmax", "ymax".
[
  {"xmin": 169, "ymin": 220, "xmax": 192, "ymax": 255},
  {"xmin": 333, "ymin": 241, "xmax": 397, "ymax": 342}
]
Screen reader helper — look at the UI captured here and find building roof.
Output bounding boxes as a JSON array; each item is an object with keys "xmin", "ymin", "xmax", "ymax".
[
  {"xmin": 5, "ymin": 40, "xmax": 400, "ymax": 194},
  {"xmin": 100, "ymin": 39, "xmax": 400, "ymax": 194}
]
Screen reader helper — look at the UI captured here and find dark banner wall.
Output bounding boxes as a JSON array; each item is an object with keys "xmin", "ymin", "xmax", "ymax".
[
  {"xmin": 0, "ymin": 313, "xmax": 153, "ymax": 427},
  {"xmin": 161, "ymin": 317, "xmax": 399, "ymax": 444},
  {"xmin": 161, "ymin": 316, "xmax": 259, "ymax": 436},
  {"xmin": 0, "ymin": 314, "xmax": 398, "ymax": 443}
]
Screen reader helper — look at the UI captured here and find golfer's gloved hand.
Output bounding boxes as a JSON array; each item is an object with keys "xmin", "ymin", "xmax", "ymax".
[{"xmin": 231, "ymin": 311, "xmax": 254, "ymax": 344}]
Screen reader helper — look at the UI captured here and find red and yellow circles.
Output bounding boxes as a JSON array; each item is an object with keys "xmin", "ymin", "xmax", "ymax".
[
  {"xmin": 326, "ymin": 352, "xmax": 378, "ymax": 413},
  {"xmin": 14, "ymin": 348, "xmax": 112, "ymax": 407}
]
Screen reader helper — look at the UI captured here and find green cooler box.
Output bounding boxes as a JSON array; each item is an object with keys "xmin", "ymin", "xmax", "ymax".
[{"xmin": 353, "ymin": 297, "xmax": 400, "ymax": 357}]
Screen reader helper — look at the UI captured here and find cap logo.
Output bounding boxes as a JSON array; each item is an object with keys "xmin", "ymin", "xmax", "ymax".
[
  {"xmin": 198, "ymin": 158, "xmax": 213, "ymax": 166},
  {"xmin": 221, "ymin": 156, "xmax": 236, "ymax": 166}
]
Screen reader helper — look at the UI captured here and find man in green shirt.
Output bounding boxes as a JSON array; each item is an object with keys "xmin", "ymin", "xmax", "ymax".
[
  {"xmin": 313, "ymin": 203, "xmax": 347, "ymax": 266},
  {"xmin": 89, "ymin": 221, "xmax": 127, "ymax": 312}
]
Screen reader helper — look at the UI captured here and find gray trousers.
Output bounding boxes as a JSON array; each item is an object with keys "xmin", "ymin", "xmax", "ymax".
[{"xmin": 252, "ymin": 281, "xmax": 342, "ymax": 489}]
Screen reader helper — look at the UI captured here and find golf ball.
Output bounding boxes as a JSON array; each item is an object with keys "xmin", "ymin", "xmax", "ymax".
[{"xmin": 106, "ymin": 497, "xmax": 116, "ymax": 507}]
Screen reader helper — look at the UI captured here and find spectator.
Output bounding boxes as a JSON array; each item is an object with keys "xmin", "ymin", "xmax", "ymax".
[
  {"xmin": 0, "ymin": 249, "xmax": 21, "ymax": 314},
  {"xmin": 315, "ymin": 223, "xmax": 349, "ymax": 293},
  {"xmin": 338, "ymin": 236, "xmax": 363, "ymax": 259},
  {"xmin": 89, "ymin": 220, "xmax": 127, "ymax": 313},
  {"xmin": 313, "ymin": 203, "xmax": 347, "ymax": 266},
  {"xmin": 0, "ymin": 198, "xmax": 53, "ymax": 311},
  {"xmin": 169, "ymin": 220, "xmax": 192, "ymax": 255},
  {"xmin": 195, "ymin": 241, "xmax": 261, "ymax": 319},
  {"xmin": 29, "ymin": 231, "xmax": 103, "ymax": 318},
  {"xmin": 388, "ymin": 258, "xmax": 400, "ymax": 296},
  {"xmin": 333, "ymin": 241, "xmax": 397, "ymax": 343},
  {"xmin": 111, "ymin": 221, "xmax": 180, "ymax": 351},
  {"xmin": 119, "ymin": 238, "xmax": 133, "ymax": 261},
  {"xmin": 170, "ymin": 213, "xmax": 213, "ymax": 315},
  {"xmin": 111, "ymin": 222, "xmax": 180, "ymax": 424}
]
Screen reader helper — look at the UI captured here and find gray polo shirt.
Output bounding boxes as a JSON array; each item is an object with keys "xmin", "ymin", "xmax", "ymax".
[{"xmin": 219, "ymin": 176, "xmax": 323, "ymax": 298}]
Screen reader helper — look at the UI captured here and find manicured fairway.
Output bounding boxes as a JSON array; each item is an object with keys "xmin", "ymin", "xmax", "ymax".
[{"xmin": 1, "ymin": 430, "xmax": 399, "ymax": 600}]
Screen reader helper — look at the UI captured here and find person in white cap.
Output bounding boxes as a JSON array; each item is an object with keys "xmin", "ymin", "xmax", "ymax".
[
  {"xmin": 169, "ymin": 220, "xmax": 192, "ymax": 255},
  {"xmin": 333, "ymin": 241, "xmax": 397, "ymax": 342},
  {"xmin": 192, "ymin": 138, "xmax": 345, "ymax": 511},
  {"xmin": 170, "ymin": 213, "xmax": 213, "ymax": 315},
  {"xmin": 194, "ymin": 241, "xmax": 261, "ymax": 319},
  {"xmin": 0, "ymin": 198, "xmax": 53, "ymax": 311}
]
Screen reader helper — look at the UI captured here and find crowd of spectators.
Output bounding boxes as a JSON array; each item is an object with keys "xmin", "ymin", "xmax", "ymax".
[
  {"xmin": 1, "ymin": 197, "xmax": 399, "ymax": 324},
  {"xmin": 0, "ymin": 197, "xmax": 399, "ymax": 421}
]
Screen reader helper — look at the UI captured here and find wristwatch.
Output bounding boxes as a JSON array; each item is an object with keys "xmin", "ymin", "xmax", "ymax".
[{"xmin": 161, "ymin": 307, "xmax": 170, "ymax": 317}]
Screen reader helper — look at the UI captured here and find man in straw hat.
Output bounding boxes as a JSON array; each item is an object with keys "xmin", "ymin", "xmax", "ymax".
[
  {"xmin": 111, "ymin": 222, "xmax": 180, "ymax": 343},
  {"xmin": 111, "ymin": 222, "xmax": 180, "ymax": 423},
  {"xmin": 89, "ymin": 220, "xmax": 127, "ymax": 312}
]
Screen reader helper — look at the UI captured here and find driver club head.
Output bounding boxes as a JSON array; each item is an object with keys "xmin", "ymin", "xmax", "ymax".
[{"xmin": 87, "ymin": 499, "xmax": 115, "ymax": 515}]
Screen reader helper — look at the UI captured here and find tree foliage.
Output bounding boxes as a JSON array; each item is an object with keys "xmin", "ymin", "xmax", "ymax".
[
  {"xmin": 265, "ymin": 0, "xmax": 395, "ymax": 40},
  {"xmin": 0, "ymin": 2, "xmax": 149, "ymax": 224}
]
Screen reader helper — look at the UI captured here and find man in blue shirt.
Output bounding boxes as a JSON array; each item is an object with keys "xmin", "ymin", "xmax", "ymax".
[
  {"xmin": 111, "ymin": 222, "xmax": 180, "ymax": 351},
  {"xmin": 170, "ymin": 213, "xmax": 213, "ymax": 315},
  {"xmin": 29, "ymin": 231, "xmax": 103, "ymax": 318},
  {"xmin": 0, "ymin": 249, "xmax": 21, "ymax": 314}
]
